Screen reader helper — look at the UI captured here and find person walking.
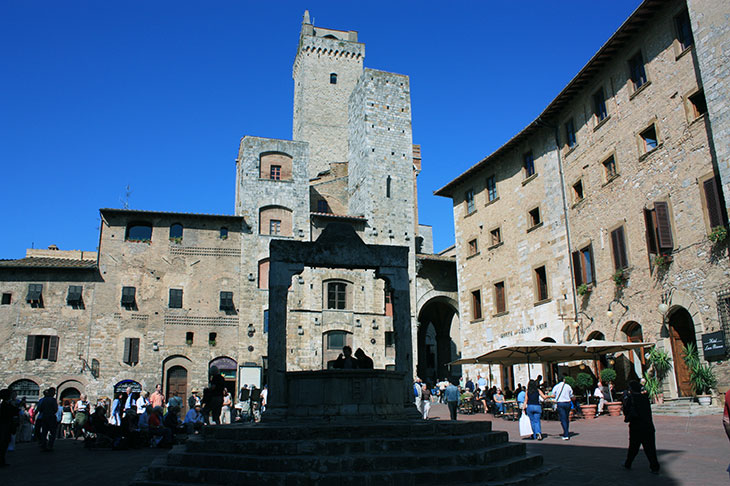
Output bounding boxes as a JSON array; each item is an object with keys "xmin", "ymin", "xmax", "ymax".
[
  {"xmin": 220, "ymin": 389, "xmax": 232, "ymax": 424},
  {"xmin": 421, "ymin": 384, "xmax": 432, "ymax": 420},
  {"xmin": 550, "ymin": 375, "xmax": 574, "ymax": 440},
  {"xmin": 622, "ymin": 380, "xmax": 660, "ymax": 473},
  {"xmin": 445, "ymin": 379, "xmax": 460, "ymax": 421},
  {"xmin": 36, "ymin": 388, "xmax": 59, "ymax": 451},
  {"xmin": 525, "ymin": 380, "xmax": 547, "ymax": 441}
]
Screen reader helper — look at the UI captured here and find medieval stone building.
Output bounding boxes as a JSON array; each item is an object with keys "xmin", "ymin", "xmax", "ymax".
[
  {"xmin": 0, "ymin": 12, "xmax": 459, "ymax": 405},
  {"xmin": 437, "ymin": 0, "xmax": 730, "ymax": 398}
]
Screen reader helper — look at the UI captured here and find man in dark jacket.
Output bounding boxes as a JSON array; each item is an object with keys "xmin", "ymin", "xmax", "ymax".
[
  {"xmin": 622, "ymin": 380, "xmax": 659, "ymax": 473},
  {"xmin": 36, "ymin": 387, "xmax": 59, "ymax": 451},
  {"xmin": 0, "ymin": 389, "xmax": 19, "ymax": 466}
]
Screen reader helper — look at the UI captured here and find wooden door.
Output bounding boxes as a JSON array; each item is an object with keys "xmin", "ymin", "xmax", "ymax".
[
  {"xmin": 167, "ymin": 366, "xmax": 188, "ymax": 412},
  {"xmin": 668, "ymin": 309, "xmax": 695, "ymax": 397}
]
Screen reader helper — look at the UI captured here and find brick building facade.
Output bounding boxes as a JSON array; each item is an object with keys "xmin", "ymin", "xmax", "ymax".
[
  {"xmin": 437, "ymin": 0, "xmax": 730, "ymax": 398},
  {"xmin": 0, "ymin": 12, "xmax": 459, "ymax": 406}
]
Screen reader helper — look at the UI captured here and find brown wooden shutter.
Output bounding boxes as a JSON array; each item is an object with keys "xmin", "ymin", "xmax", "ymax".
[
  {"xmin": 123, "ymin": 338, "xmax": 131, "ymax": 364},
  {"xmin": 704, "ymin": 177, "xmax": 724, "ymax": 229},
  {"xmin": 654, "ymin": 201, "xmax": 674, "ymax": 250},
  {"xmin": 130, "ymin": 338, "xmax": 140, "ymax": 364},
  {"xmin": 495, "ymin": 283, "xmax": 505, "ymax": 314},
  {"xmin": 611, "ymin": 227, "xmax": 628, "ymax": 269},
  {"xmin": 572, "ymin": 251, "xmax": 583, "ymax": 286},
  {"xmin": 48, "ymin": 336, "xmax": 59, "ymax": 362},
  {"xmin": 643, "ymin": 209, "xmax": 658, "ymax": 255},
  {"xmin": 25, "ymin": 335, "xmax": 36, "ymax": 361}
]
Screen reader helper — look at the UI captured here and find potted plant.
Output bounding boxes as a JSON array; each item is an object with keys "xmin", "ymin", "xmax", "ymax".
[
  {"xmin": 708, "ymin": 225, "xmax": 728, "ymax": 243},
  {"xmin": 682, "ymin": 342, "xmax": 718, "ymax": 405},
  {"xmin": 646, "ymin": 347, "xmax": 672, "ymax": 404},
  {"xmin": 169, "ymin": 236, "xmax": 183, "ymax": 244},
  {"xmin": 613, "ymin": 269, "xmax": 629, "ymax": 289},
  {"xmin": 599, "ymin": 368, "xmax": 622, "ymax": 416},
  {"xmin": 643, "ymin": 372, "xmax": 661, "ymax": 403},
  {"xmin": 653, "ymin": 253, "xmax": 672, "ymax": 269},
  {"xmin": 576, "ymin": 283, "xmax": 592, "ymax": 296},
  {"xmin": 575, "ymin": 372, "xmax": 597, "ymax": 419}
]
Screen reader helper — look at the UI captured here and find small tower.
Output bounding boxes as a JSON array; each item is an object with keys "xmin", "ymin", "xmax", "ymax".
[{"xmin": 292, "ymin": 11, "xmax": 364, "ymax": 178}]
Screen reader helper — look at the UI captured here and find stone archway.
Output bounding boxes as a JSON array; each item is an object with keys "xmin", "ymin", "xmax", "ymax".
[
  {"xmin": 416, "ymin": 297, "xmax": 458, "ymax": 385},
  {"xmin": 667, "ymin": 307, "xmax": 697, "ymax": 397}
]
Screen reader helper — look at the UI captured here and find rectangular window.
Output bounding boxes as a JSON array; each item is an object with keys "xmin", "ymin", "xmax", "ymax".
[
  {"xmin": 269, "ymin": 219, "xmax": 282, "ymax": 235},
  {"xmin": 486, "ymin": 176, "xmax": 497, "ymax": 202},
  {"xmin": 263, "ymin": 309, "xmax": 269, "ymax": 333},
  {"xmin": 572, "ymin": 180, "xmax": 584, "ymax": 203},
  {"xmin": 629, "ymin": 52, "xmax": 647, "ymax": 90},
  {"xmin": 467, "ymin": 238, "xmax": 478, "ymax": 256},
  {"xmin": 535, "ymin": 266, "xmax": 549, "ymax": 302},
  {"xmin": 689, "ymin": 90, "xmax": 707, "ymax": 119},
  {"xmin": 471, "ymin": 289, "xmax": 482, "ymax": 320},
  {"xmin": 593, "ymin": 88, "xmax": 608, "ymax": 122},
  {"xmin": 564, "ymin": 118, "xmax": 576, "ymax": 148},
  {"xmin": 523, "ymin": 151, "xmax": 535, "ymax": 178},
  {"xmin": 603, "ymin": 155, "xmax": 618, "ymax": 181},
  {"xmin": 703, "ymin": 176, "xmax": 729, "ymax": 230},
  {"xmin": 25, "ymin": 335, "xmax": 59, "ymax": 362},
  {"xmin": 385, "ymin": 331, "xmax": 395, "ymax": 348},
  {"xmin": 67, "ymin": 285, "xmax": 84, "ymax": 309},
  {"xmin": 26, "ymin": 284, "xmax": 43, "ymax": 307},
  {"xmin": 494, "ymin": 281, "xmax": 506, "ymax": 314},
  {"xmin": 465, "ymin": 189, "xmax": 475, "ymax": 214},
  {"xmin": 675, "ymin": 10, "xmax": 694, "ymax": 51},
  {"xmin": 270, "ymin": 165, "xmax": 281, "ymax": 180},
  {"xmin": 186, "ymin": 332, "xmax": 194, "ymax": 344},
  {"xmin": 572, "ymin": 245, "xmax": 595, "ymax": 287},
  {"xmin": 611, "ymin": 226, "xmax": 629, "ymax": 270},
  {"xmin": 327, "ymin": 331, "xmax": 346, "ymax": 350},
  {"xmin": 121, "ymin": 286, "xmax": 136, "ymax": 309},
  {"xmin": 644, "ymin": 202, "xmax": 674, "ymax": 257},
  {"xmin": 640, "ymin": 125, "xmax": 658, "ymax": 152},
  {"xmin": 220, "ymin": 291, "xmax": 234, "ymax": 310},
  {"xmin": 209, "ymin": 332, "xmax": 217, "ymax": 345},
  {"xmin": 169, "ymin": 288, "xmax": 183, "ymax": 309},
  {"xmin": 528, "ymin": 207, "xmax": 541, "ymax": 228},
  {"xmin": 122, "ymin": 337, "xmax": 140, "ymax": 365},
  {"xmin": 490, "ymin": 227, "xmax": 502, "ymax": 246},
  {"xmin": 1, "ymin": 293, "xmax": 10, "ymax": 305},
  {"xmin": 327, "ymin": 282, "xmax": 347, "ymax": 310},
  {"xmin": 384, "ymin": 290, "xmax": 393, "ymax": 317}
]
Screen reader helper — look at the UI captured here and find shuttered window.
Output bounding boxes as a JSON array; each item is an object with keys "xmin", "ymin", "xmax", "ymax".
[
  {"xmin": 572, "ymin": 246, "xmax": 595, "ymax": 287},
  {"xmin": 535, "ymin": 266, "xmax": 549, "ymax": 302},
  {"xmin": 644, "ymin": 202, "xmax": 674, "ymax": 257},
  {"xmin": 703, "ymin": 176, "xmax": 728, "ymax": 230},
  {"xmin": 611, "ymin": 226, "xmax": 629, "ymax": 270},
  {"xmin": 25, "ymin": 335, "xmax": 59, "ymax": 361},
  {"xmin": 494, "ymin": 282, "xmax": 506, "ymax": 314},
  {"xmin": 121, "ymin": 286, "xmax": 136, "ymax": 308},
  {"xmin": 122, "ymin": 337, "xmax": 140, "ymax": 365},
  {"xmin": 471, "ymin": 290, "xmax": 482, "ymax": 320}
]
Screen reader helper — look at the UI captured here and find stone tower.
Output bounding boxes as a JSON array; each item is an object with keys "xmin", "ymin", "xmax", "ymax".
[{"xmin": 292, "ymin": 10, "xmax": 364, "ymax": 178}]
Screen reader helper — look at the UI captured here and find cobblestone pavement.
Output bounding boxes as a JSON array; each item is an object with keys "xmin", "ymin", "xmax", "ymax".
[
  {"xmin": 2, "ymin": 407, "xmax": 727, "ymax": 485},
  {"xmin": 429, "ymin": 402, "xmax": 729, "ymax": 485}
]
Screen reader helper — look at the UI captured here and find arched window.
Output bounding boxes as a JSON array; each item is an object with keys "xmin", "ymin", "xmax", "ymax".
[
  {"xmin": 10, "ymin": 379, "xmax": 40, "ymax": 403},
  {"xmin": 586, "ymin": 331, "xmax": 605, "ymax": 341},
  {"xmin": 260, "ymin": 152, "xmax": 293, "ymax": 180},
  {"xmin": 259, "ymin": 206, "xmax": 292, "ymax": 236},
  {"xmin": 324, "ymin": 280, "xmax": 351, "ymax": 310},
  {"xmin": 169, "ymin": 223, "xmax": 183, "ymax": 241},
  {"xmin": 125, "ymin": 222, "xmax": 152, "ymax": 241},
  {"xmin": 330, "ymin": 73, "xmax": 338, "ymax": 84}
]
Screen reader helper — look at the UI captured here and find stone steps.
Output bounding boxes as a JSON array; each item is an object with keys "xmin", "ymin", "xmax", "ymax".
[
  {"xmin": 651, "ymin": 399, "xmax": 723, "ymax": 416},
  {"xmin": 131, "ymin": 420, "xmax": 548, "ymax": 486}
]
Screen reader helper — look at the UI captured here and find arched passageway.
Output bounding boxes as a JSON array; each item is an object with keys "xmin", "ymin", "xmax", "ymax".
[{"xmin": 416, "ymin": 297, "xmax": 458, "ymax": 386}]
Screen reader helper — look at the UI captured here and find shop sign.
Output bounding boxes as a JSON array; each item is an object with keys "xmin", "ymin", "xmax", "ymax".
[{"xmin": 701, "ymin": 331, "xmax": 726, "ymax": 360}]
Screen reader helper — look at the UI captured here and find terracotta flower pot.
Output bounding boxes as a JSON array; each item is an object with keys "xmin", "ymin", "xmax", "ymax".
[
  {"xmin": 580, "ymin": 404, "xmax": 597, "ymax": 419},
  {"xmin": 606, "ymin": 401, "xmax": 622, "ymax": 416}
]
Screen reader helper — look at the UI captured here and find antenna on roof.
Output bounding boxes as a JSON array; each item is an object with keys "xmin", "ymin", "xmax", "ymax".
[{"xmin": 120, "ymin": 184, "xmax": 132, "ymax": 209}]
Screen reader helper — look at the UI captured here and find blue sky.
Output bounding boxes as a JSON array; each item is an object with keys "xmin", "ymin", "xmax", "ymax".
[{"xmin": 1, "ymin": 1, "xmax": 642, "ymax": 258}]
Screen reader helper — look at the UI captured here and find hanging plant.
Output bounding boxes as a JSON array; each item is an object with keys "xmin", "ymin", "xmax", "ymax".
[
  {"xmin": 653, "ymin": 254, "xmax": 672, "ymax": 269},
  {"xmin": 613, "ymin": 269, "xmax": 629, "ymax": 289},
  {"xmin": 576, "ymin": 283, "xmax": 592, "ymax": 296},
  {"xmin": 708, "ymin": 226, "xmax": 728, "ymax": 243}
]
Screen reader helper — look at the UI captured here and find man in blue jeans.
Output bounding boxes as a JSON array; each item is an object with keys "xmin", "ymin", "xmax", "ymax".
[
  {"xmin": 550, "ymin": 375, "xmax": 574, "ymax": 440},
  {"xmin": 445, "ymin": 379, "xmax": 460, "ymax": 420}
]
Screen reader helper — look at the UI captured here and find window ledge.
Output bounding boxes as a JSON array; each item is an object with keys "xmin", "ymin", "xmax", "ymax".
[
  {"xmin": 488, "ymin": 241, "xmax": 504, "ymax": 251},
  {"xmin": 258, "ymin": 178, "xmax": 294, "ymax": 183},
  {"xmin": 522, "ymin": 173, "xmax": 538, "ymax": 186},
  {"xmin": 602, "ymin": 174, "xmax": 621, "ymax": 187},
  {"xmin": 485, "ymin": 196, "xmax": 500, "ymax": 207},
  {"xmin": 527, "ymin": 222, "xmax": 544, "ymax": 233},
  {"xmin": 689, "ymin": 114, "xmax": 707, "ymax": 127},
  {"xmin": 534, "ymin": 298, "xmax": 552, "ymax": 307},
  {"xmin": 675, "ymin": 45, "xmax": 693, "ymax": 61},
  {"xmin": 470, "ymin": 318, "xmax": 484, "ymax": 324},
  {"xmin": 638, "ymin": 143, "xmax": 663, "ymax": 162},
  {"xmin": 466, "ymin": 251, "xmax": 480, "ymax": 260},
  {"xmin": 593, "ymin": 114, "xmax": 611, "ymax": 132},
  {"xmin": 571, "ymin": 198, "xmax": 586, "ymax": 209},
  {"xmin": 492, "ymin": 311, "xmax": 509, "ymax": 318},
  {"xmin": 564, "ymin": 144, "xmax": 578, "ymax": 157},
  {"xmin": 629, "ymin": 80, "xmax": 652, "ymax": 101},
  {"xmin": 464, "ymin": 209, "xmax": 477, "ymax": 218}
]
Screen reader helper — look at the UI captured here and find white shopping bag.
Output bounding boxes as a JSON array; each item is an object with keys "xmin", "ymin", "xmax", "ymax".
[{"xmin": 519, "ymin": 411, "xmax": 533, "ymax": 437}]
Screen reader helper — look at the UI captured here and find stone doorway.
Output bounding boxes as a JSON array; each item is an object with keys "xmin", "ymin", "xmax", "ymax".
[
  {"xmin": 416, "ymin": 297, "xmax": 458, "ymax": 385},
  {"xmin": 668, "ymin": 307, "xmax": 696, "ymax": 397},
  {"xmin": 166, "ymin": 366, "xmax": 188, "ymax": 412}
]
